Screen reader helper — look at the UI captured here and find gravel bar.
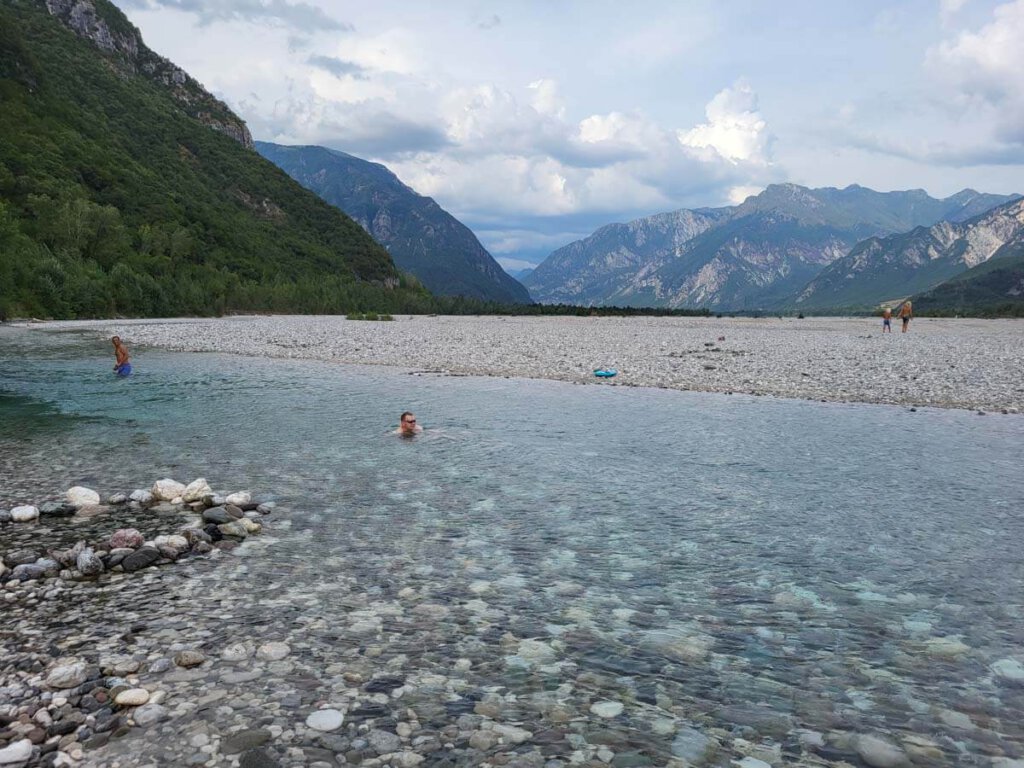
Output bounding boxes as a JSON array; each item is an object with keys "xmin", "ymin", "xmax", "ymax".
[{"xmin": 23, "ymin": 315, "xmax": 1024, "ymax": 412}]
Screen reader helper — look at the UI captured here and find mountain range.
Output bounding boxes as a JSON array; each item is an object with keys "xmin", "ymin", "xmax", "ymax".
[
  {"xmin": 256, "ymin": 143, "xmax": 529, "ymax": 304},
  {"xmin": 524, "ymin": 184, "xmax": 1020, "ymax": 311},
  {"xmin": 797, "ymin": 197, "xmax": 1024, "ymax": 309}
]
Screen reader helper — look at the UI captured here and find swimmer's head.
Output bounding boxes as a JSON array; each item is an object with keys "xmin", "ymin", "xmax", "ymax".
[{"xmin": 111, "ymin": 336, "xmax": 121, "ymax": 345}]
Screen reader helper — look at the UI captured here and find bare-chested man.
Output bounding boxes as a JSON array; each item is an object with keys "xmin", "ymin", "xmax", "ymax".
[{"xmin": 112, "ymin": 336, "xmax": 132, "ymax": 377}]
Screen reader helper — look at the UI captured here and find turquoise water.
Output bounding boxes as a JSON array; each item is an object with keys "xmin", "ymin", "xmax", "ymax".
[{"xmin": 2, "ymin": 326, "xmax": 1023, "ymax": 765}]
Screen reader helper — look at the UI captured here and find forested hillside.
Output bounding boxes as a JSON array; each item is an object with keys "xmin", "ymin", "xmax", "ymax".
[{"xmin": 0, "ymin": 0, "xmax": 432, "ymax": 319}]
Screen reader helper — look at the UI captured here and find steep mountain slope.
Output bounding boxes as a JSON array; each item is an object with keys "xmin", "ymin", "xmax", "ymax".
[
  {"xmin": 912, "ymin": 240, "xmax": 1024, "ymax": 316},
  {"xmin": 256, "ymin": 143, "xmax": 531, "ymax": 304},
  {"xmin": 0, "ymin": 0, "xmax": 425, "ymax": 319},
  {"xmin": 525, "ymin": 184, "xmax": 1018, "ymax": 310},
  {"xmin": 795, "ymin": 197, "xmax": 1024, "ymax": 310}
]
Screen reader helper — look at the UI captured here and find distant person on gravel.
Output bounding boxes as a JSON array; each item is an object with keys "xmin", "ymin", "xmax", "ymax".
[
  {"xmin": 881, "ymin": 307, "xmax": 892, "ymax": 333},
  {"xmin": 111, "ymin": 336, "xmax": 132, "ymax": 377},
  {"xmin": 396, "ymin": 411, "xmax": 422, "ymax": 437},
  {"xmin": 898, "ymin": 301, "xmax": 913, "ymax": 333}
]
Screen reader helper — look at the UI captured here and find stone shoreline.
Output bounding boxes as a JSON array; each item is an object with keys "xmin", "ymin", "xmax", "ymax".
[
  {"xmin": 0, "ymin": 479, "xmax": 274, "ymax": 767},
  {"xmin": 20, "ymin": 315, "xmax": 1024, "ymax": 413}
]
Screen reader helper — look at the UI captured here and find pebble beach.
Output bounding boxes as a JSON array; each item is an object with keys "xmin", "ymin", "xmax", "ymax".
[{"xmin": 27, "ymin": 314, "xmax": 1024, "ymax": 413}]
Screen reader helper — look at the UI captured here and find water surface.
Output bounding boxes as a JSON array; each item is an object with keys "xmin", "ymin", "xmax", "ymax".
[{"xmin": 1, "ymin": 327, "xmax": 1022, "ymax": 766}]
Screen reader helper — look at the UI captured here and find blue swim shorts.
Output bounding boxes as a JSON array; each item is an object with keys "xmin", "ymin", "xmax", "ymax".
[{"xmin": 115, "ymin": 363, "xmax": 132, "ymax": 377}]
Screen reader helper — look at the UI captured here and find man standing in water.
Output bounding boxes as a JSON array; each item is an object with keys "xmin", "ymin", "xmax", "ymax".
[
  {"xmin": 898, "ymin": 301, "xmax": 913, "ymax": 333},
  {"xmin": 111, "ymin": 336, "xmax": 132, "ymax": 376},
  {"xmin": 397, "ymin": 411, "xmax": 422, "ymax": 437}
]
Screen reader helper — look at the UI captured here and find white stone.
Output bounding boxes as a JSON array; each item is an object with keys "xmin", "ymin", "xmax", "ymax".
[
  {"xmin": 491, "ymin": 723, "xmax": 532, "ymax": 744},
  {"xmin": 392, "ymin": 753, "xmax": 425, "ymax": 768},
  {"xmin": 45, "ymin": 662, "xmax": 88, "ymax": 689},
  {"xmin": 225, "ymin": 491, "xmax": 252, "ymax": 506},
  {"xmin": 151, "ymin": 478, "xmax": 186, "ymax": 501},
  {"xmin": 733, "ymin": 759, "xmax": 771, "ymax": 768},
  {"xmin": 306, "ymin": 709, "xmax": 344, "ymax": 732},
  {"xmin": 182, "ymin": 478, "xmax": 213, "ymax": 503},
  {"xmin": 221, "ymin": 642, "xmax": 254, "ymax": 662},
  {"xmin": 0, "ymin": 739, "xmax": 33, "ymax": 765},
  {"xmin": 256, "ymin": 642, "xmax": 291, "ymax": 661},
  {"xmin": 129, "ymin": 489, "xmax": 153, "ymax": 504},
  {"xmin": 115, "ymin": 688, "xmax": 150, "ymax": 706},
  {"xmin": 66, "ymin": 486, "xmax": 100, "ymax": 507},
  {"xmin": 589, "ymin": 701, "xmax": 624, "ymax": 718},
  {"xmin": 10, "ymin": 505, "xmax": 39, "ymax": 522},
  {"xmin": 855, "ymin": 734, "xmax": 908, "ymax": 768},
  {"xmin": 992, "ymin": 657, "xmax": 1024, "ymax": 684}
]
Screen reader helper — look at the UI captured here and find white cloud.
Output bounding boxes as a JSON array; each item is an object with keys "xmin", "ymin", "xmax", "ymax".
[
  {"xmin": 928, "ymin": 0, "xmax": 1024, "ymax": 144},
  {"xmin": 678, "ymin": 80, "xmax": 772, "ymax": 165},
  {"xmin": 528, "ymin": 79, "xmax": 565, "ymax": 119},
  {"xmin": 728, "ymin": 185, "xmax": 764, "ymax": 204},
  {"xmin": 495, "ymin": 256, "xmax": 538, "ymax": 273},
  {"xmin": 939, "ymin": 0, "xmax": 970, "ymax": 24}
]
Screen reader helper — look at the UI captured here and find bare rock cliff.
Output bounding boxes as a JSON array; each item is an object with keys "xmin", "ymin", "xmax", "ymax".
[{"xmin": 43, "ymin": 0, "xmax": 254, "ymax": 149}]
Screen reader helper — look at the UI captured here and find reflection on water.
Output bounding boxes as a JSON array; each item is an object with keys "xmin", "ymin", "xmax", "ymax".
[{"xmin": 1, "ymin": 326, "xmax": 1023, "ymax": 766}]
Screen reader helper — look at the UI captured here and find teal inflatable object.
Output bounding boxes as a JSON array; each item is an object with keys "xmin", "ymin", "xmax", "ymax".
[{"xmin": 593, "ymin": 369, "xmax": 617, "ymax": 378}]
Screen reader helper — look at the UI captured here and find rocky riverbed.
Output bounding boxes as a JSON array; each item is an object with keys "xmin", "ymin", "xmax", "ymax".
[{"xmin": 21, "ymin": 315, "xmax": 1024, "ymax": 412}]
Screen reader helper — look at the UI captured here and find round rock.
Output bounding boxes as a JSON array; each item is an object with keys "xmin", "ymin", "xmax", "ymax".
[
  {"xmin": 590, "ymin": 700, "xmax": 624, "ymax": 718},
  {"xmin": 115, "ymin": 688, "xmax": 151, "ymax": 706},
  {"xmin": 256, "ymin": 642, "xmax": 291, "ymax": 661},
  {"xmin": 45, "ymin": 662, "xmax": 89, "ymax": 690},
  {"xmin": 10, "ymin": 505, "xmax": 39, "ymax": 522},
  {"xmin": 175, "ymin": 650, "xmax": 207, "ymax": 668},
  {"xmin": 306, "ymin": 709, "xmax": 344, "ymax": 732}
]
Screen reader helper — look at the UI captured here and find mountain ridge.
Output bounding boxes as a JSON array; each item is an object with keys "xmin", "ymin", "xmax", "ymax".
[
  {"xmin": 795, "ymin": 197, "xmax": 1024, "ymax": 309},
  {"xmin": 524, "ymin": 184, "xmax": 1020, "ymax": 310}
]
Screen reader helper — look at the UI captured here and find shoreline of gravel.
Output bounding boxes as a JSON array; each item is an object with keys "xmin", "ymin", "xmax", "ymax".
[{"xmin": 14, "ymin": 315, "xmax": 1024, "ymax": 413}]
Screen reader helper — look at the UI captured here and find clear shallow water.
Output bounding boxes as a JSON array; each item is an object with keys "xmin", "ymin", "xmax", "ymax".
[{"xmin": 1, "ymin": 327, "xmax": 1023, "ymax": 766}]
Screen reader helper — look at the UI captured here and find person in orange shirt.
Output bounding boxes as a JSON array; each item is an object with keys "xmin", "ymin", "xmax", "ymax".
[
  {"xmin": 881, "ymin": 307, "xmax": 892, "ymax": 333},
  {"xmin": 898, "ymin": 301, "xmax": 913, "ymax": 333}
]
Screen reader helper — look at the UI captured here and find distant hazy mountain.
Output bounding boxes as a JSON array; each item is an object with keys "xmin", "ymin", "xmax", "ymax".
[
  {"xmin": 257, "ymin": 143, "xmax": 531, "ymax": 304},
  {"xmin": 912, "ymin": 239, "xmax": 1024, "ymax": 316},
  {"xmin": 796, "ymin": 197, "xmax": 1024, "ymax": 309},
  {"xmin": 510, "ymin": 267, "xmax": 535, "ymax": 281},
  {"xmin": 524, "ymin": 184, "xmax": 1019, "ymax": 310}
]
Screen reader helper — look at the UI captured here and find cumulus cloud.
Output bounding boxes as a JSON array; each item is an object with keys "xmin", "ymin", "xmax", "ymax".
[
  {"xmin": 121, "ymin": 0, "xmax": 350, "ymax": 32},
  {"xmin": 928, "ymin": 0, "xmax": 1024, "ymax": 144},
  {"xmin": 679, "ymin": 80, "xmax": 772, "ymax": 165}
]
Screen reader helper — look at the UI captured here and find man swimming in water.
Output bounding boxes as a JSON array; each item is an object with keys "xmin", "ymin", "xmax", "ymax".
[
  {"xmin": 112, "ymin": 336, "xmax": 132, "ymax": 377},
  {"xmin": 397, "ymin": 411, "xmax": 422, "ymax": 437}
]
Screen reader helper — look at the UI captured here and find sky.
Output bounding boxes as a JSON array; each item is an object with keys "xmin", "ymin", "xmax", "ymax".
[{"xmin": 118, "ymin": 0, "xmax": 1024, "ymax": 271}]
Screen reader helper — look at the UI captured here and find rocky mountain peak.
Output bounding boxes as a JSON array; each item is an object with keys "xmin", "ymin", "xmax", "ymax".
[
  {"xmin": 45, "ymin": 0, "xmax": 138, "ymax": 56},
  {"xmin": 42, "ymin": 0, "xmax": 253, "ymax": 149}
]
